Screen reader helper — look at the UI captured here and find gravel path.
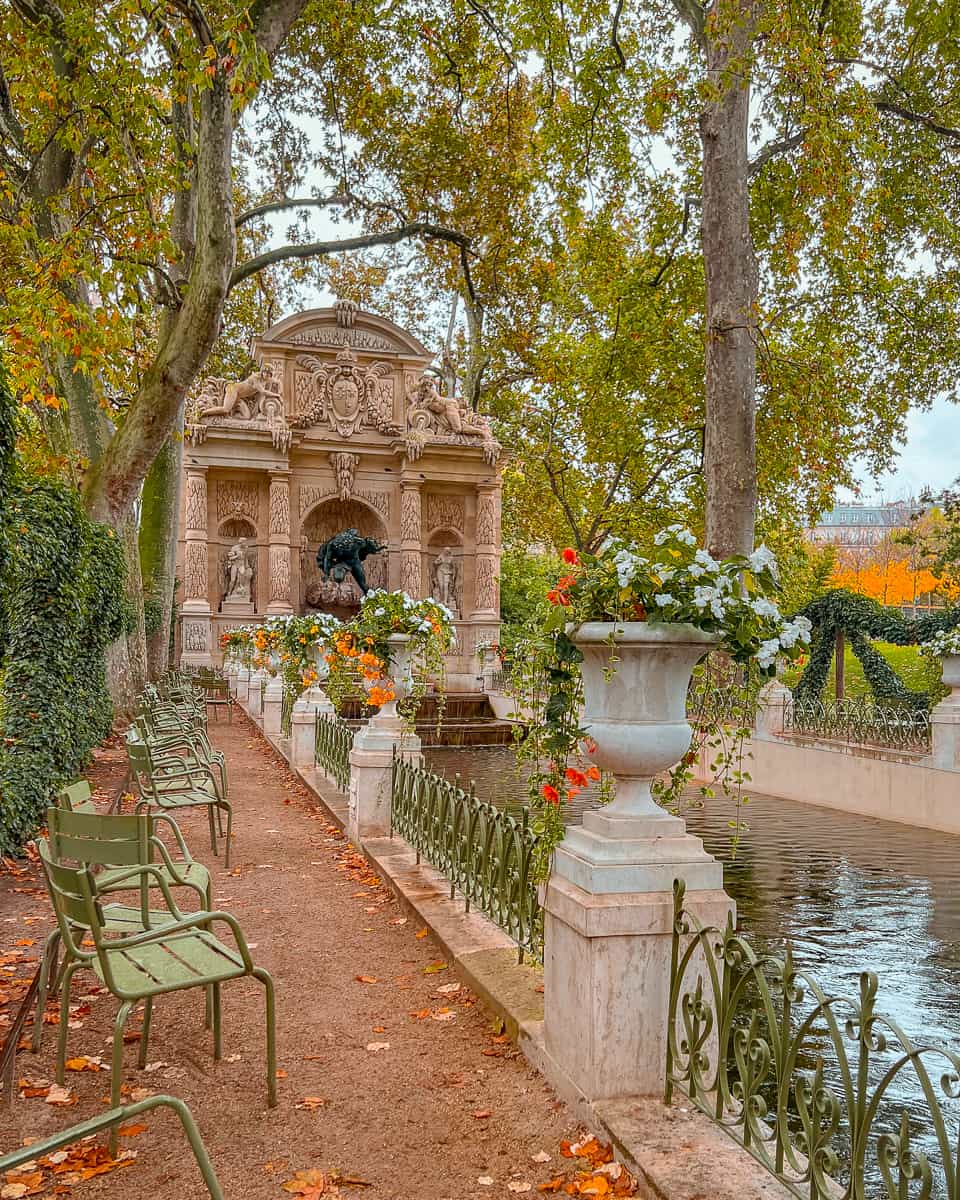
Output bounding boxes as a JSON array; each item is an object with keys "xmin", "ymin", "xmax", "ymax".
[{"xmin": 0, "ymin": 712, "xmax": 580, "ymax": 1199}]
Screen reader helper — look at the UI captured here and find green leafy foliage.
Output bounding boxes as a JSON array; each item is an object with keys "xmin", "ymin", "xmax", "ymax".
[
  {"xmin": 793, "ymin": 588, "xmax": 960, "ymax": 710},
  {"xmin": 0, "ymin": 470, "xmax": 126, "ymax": 853}
]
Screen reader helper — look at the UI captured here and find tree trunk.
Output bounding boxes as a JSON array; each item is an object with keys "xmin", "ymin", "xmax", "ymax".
[
  {"xmin": 139, "ymin": 421, "xmax": 184, "ymax": 678},
  {"xmin": 700, "ymin": 0, "xmax": 759, "ymax": 559},
  {"xmin": 105, "ymin": 516, "xmax": 148, "ymax": 715}
]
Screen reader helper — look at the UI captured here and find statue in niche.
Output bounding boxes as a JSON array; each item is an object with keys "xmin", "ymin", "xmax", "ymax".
[
  {"xmin": 406, "ymin": 374, "xmax": 489, "ymax": 438},
  {"xmin": 200, "ymin": 363, "xmax": 280, "ymax": 420},
  {"xmin": 431, "ymin": 546, "xmax": 460, "ymax": 616},
  {"xmin": 316, "ymin": 527, "xmax": 386, "ymax": 596},
  {"xmin": 223, "ymin": 538, "xmax": 255, "ymax": 603}
]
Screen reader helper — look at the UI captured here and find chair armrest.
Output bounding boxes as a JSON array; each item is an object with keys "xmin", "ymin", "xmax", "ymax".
[
  {"xmin": 149, "ymin": 812, "xmax": 193, "ymax": 858},
  {"xmin": 91, "ymin": 863, "xmax": 185, "ymax": 924},
  {"xmin": 106, "ymin": 911, "xmax": 255, "ymax": 970}
]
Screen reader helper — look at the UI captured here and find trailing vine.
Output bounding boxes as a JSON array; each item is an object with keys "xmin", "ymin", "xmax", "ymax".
[
  {"xmin": 793, "ymin": 589, "xmax": 960, "ymax": 709},
  {"xmin": 0, "ymin": 473, "xmax": 126, "ymax": 853}
]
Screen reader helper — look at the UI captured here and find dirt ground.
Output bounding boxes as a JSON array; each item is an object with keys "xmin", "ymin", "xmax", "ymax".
[{"xmin": 0, "ymin": 712, "xmax": 586, "ymax": 1200}]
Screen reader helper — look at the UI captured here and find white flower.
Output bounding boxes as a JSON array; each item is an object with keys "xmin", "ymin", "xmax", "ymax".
[
  {"xmin": 374, "ymin": 608, "xmax": 386, "ymax": 616},
  {"xmin": 654, "ymin": 593, "xmax": 675, "ymax": 607},
  {"xmin": 659, "ymin": 568, "xmax": 674, "ymax": 582},
  {"xmin": 693, "ymin": 586, "xmax": 723, "ymax": 615},
  {"xmin": 750, "ymin": 597, "xmax": 781, "ymax": 620},
  {"xmin": 653, "ymin": 530, "xmax": 670, "ymax": 546},
  {"xmin": 748, "ymin": 544, "xmax": 778, "ymax": 575},
  {"xmin": 694, "ymin": 549, "xmax": 719, "ymax": 571},
  {"xmin": 756, "ymin": 637, "xmax": 781, "ymax": 669},
  {"xmin": 687, "ymin": 563, "xmax": 705, "ymax": 579},
  {"xmin": 778, "ymin": 616, "xmax": 812, "ymax": 648}
]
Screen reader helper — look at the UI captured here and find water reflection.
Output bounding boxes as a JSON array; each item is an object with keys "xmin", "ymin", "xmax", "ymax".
[{"xmin": 424, "ymin": 745, "xmax": 960, "ymax": 1190}]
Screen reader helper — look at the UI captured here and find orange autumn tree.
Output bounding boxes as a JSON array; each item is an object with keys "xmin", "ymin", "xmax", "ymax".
[{"xmin": 830, "ymin": 531, "xmax": 958, "ymax": 606}]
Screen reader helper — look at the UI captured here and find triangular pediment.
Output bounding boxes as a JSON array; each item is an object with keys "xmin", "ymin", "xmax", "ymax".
[{"xmin": 253, "ymin": 305, "xmax": 432, "ymax": 361}]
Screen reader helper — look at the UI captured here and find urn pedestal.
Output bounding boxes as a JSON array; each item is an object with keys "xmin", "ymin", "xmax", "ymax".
[
  {"xmin": 542, "ymin": 622, "xmax": 734, "ymax": 1101},
  {"xmin": 931, "ymin": 654, "xmax": 960, "ymax": 770}
]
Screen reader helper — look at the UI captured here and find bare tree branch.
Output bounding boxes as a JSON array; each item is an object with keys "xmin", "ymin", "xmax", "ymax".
[
  {"xmin": 235, "ymin": 192, "xmax": 349, "ymax": 227},
  {"xmin": 608, "ymin": 0, "xmax": 627, "ymax": 70},
  {"xmin": 229, "ymin": 222, "xmax": 473, "ymax": 291},
  {"xmin": 167, "ymin": 0, "xmax": 215, "ymax": 47},
  {"xmin": 748, "ymin": 129, "xmax": 806, "ymax": 177},
  {"xmin": 875, "ymin": 100, "xmax": 960, "ymax": 144}
]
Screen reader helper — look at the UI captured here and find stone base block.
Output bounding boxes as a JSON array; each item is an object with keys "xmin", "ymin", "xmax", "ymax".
[{"xmin": 554, "ymin": 820, "xmax": 722, "ymax": 894}]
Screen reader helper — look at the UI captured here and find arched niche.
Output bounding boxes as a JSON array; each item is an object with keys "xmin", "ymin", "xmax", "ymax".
[
  {"xmin": 427, "ymin": 528, "xmax": 463, "ymax": 617},
  {"xmin": 217, "ymin": 516, "xmax": 258, "ymax": 610},
  {"xmin": 301, "ymin": 497, "xmax": 389, "ymax": 608}
]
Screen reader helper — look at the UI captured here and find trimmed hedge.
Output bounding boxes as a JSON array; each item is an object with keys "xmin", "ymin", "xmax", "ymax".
[
  {"xmin": 0, "ymin": 375, "xmax": 126, "ymax": 852},
  {"xmin": 793, "ymin": 588, "xmax": 960, "ymax": 709}
]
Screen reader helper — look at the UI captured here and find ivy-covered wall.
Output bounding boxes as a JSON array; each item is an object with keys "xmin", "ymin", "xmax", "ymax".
[
  {"xmin": 793, "ymin": 589, "xmax": 960, "ymax": 709},
  {"xmin": 0, "ymin": 372, "xmax": 127, "ymax": 853}
]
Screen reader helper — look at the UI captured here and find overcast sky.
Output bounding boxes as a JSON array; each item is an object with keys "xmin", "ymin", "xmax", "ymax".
[{"xmin": 841, "ymin": 397, "xmax": 960, "ymax": 502}]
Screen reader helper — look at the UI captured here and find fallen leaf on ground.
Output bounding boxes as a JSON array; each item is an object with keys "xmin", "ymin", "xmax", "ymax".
[
  {"xmin": 532, "ymin": 1152, "xmax": 551, "ymax": 1163},
  {"xmin": 225, "ymin": 1054, "xmax": 242, "ymax": 1062},
  {"xmin": 65, "ymin": 1056, "xmax": 102, "ymax": 1073},
  {"xmin": 354, "ymin": 975, "xmax": 378, "ymax": 984},
  {"xmin": 44, "ymin": 1085, "xmax": 76, "ymax": 1106},
  {"xmin": 295, "ymin": 1097, "xmax": 326, "ymax": 1111},
  {"xmin": 538, "ymin": 1178, "xmax": 565, "ymax": 1193},
  {"xmin": 388, "ymin": 917, "xmax": 407, "ymax": 926},
  {"xmin": 276, "ymin": 1069, "xmax": 288, "ymax": 1079},
  {"xmin": 435, "ymin": 982, "xmax": 460, "ymax": 994},
  {"xmin": 365, "ymin": 1043, "xmax": 389, "ymax": 1052},
  {"xmin": 473, "ymin": 1109, "xmax": 492, "ymax": 1119},
  {"xmin": 423, "ymin": 961, "xmax": 447, "ymax": 974},
  {"xmin": 13, "ymin": 939, "xmax": 35, "ymax": 948},
  {"xmin": 415, "ymin": 927, "xmax": 429, "ymax": 939},
  {"xmin": 281, "ymin": 1168, "xmax": 329, "ymax": 1197},
  {"xmin": 117, "ymin": 1123, "xmax": 147, "ymax": 1137},
  {"xmin": 507, "ymin": 1183, "xmax": 531, "ymax": 1193},
  {"xmin": 477, "ymin": 1177, "xmax": 494, "ymax": 1187}
]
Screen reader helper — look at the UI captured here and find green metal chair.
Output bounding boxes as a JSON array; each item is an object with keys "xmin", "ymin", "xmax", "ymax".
[
  {"xmin": 38, "ymin": 840, "xmax": 276, "ymax": 1152},
  {"xmin": 133, "ymin": 711, "xmax": 228, "ymax": 797},
  {"xmin": 0, "ymin": 1093, "xmax": 224, "ymax": 1199},
  {"xmin": 125, "ymin": 733, "xmax": 233, "ymax": 867},
  {"xmin": 56, "ymin": 780, "xmax": 98, "ymax": 814},
  {"xmin": 33, "ymin": 806, "xmax": 211, "ymax": 1053}
]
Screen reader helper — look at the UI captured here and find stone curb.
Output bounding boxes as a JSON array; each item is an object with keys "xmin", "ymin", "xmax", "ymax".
[{"xmin": 234, "ymin": 701, "xmax": 796, "ymax": 1200}]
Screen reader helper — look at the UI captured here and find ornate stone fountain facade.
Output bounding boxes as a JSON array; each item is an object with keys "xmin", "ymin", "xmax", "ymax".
[{"xmin": 176, "ymin": 302, "xmax": 504, "ymax": 689}]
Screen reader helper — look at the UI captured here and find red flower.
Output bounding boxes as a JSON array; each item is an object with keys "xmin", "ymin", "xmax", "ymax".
[
  {"xmin": 561, "ymin": 547, "xmax": 579, "ymax": 565},
  {"xmin": 565, "ymin": 767, "xmax": 588, "ymax": 787},
  {"xmin": 557, "ymin": 573, "xmax": 578, "ymax": 589},
  {"xmin": 547, "ymin": 589, "xmax": 571, "ymax": 607},
  {"xmin": 541, "ymin": 784, "xmax": 560, "ymax": 805},
  {"xmin": 586, "ymin": 765, "xmax": 601, "ymax": 782}
]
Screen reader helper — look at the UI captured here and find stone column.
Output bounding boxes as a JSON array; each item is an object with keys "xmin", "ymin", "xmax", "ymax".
[
  {"xmin": 267, "ymin": 472, "xmax": 293, "ymax": 615},
  {"xmin": 263, "ymin": 675, "xmax": 283, "ymax": 737},
  {"xmin": 931, "ymin": 657, "xmax": 960, "ymax": 770},
  {"xmin": 754, "ymin": 678, "xmax": 792, "ymax": 741},
  {"xmin": 471, "ymin": 483, "xmax": 500, "ymax": 620},
  {"xmin": 247, "ymin": 667, "xmax": 266, "ymax": 719},
  {"xmin": 542, "ymin": 799, "xmax": 734, "ymax": 1099},
  {"xmin": 399, "ymin": 479, "xmax": 422, "ymax": 598},
  {"xmin": 348, "ymin": 710, "xmax": 421, "ymax": 844},
  {"xmin": 181, "ymin": 468, "xmax": 213, "ymax": 666}
]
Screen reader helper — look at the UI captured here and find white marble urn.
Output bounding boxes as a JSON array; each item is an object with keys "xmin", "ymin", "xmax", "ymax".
[
  {"xmin": 571, "ymin": 621, "xmax": 718, "ymax": 819},
  {"xmin": 941, "ymin": 653, "xmax": 960, "ymax": 697},
  {"xmin": 555, "ymin": 621, "xmax": 724, "ymax": 894},
  {"xmin": 366, "ymin": 633, "xmax": 414, "ymax": 720}
]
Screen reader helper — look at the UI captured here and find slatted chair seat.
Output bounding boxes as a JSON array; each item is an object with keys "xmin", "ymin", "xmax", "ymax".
[{"xmin": 38, "ymin": 842, "xmax": 276, "ymax": 1154}]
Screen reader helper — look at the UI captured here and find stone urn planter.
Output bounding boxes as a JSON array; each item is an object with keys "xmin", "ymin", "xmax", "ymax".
[
  {"xmin": 570, "ymin": 621, "xmax": 719, "ymax": 820},
  {"xmin": 941, "ymin": 653, "xmax": 960, "ymax": 699},
  {"xmin": 367, "ymin": 633, "xmax": 413, "ymax": 722}
]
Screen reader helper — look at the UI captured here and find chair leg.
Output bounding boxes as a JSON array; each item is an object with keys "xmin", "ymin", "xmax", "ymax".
[
  {"xmin": 223, "ymin": 804, "xmax": 233, "ymax": 870},
  {"xmin": 137, "ymin": 998, "xmax": 153, "ymax": 1070},
  {"xmin": 253, "ymin": 968, "xmax": 278, "ymax": 1108},
  {"xmin": 205, "ymin": 985, "xmax": 213, "ymax": 1031},
  {"xmin": 212, "ymin": 982, "xmax": 222, "ymax": 1060},
  {"xmin": 55, "ymin": 962, "xmax": 81, "ymax": 1085},
  {"xmin": 109, "ymin": 1001, "xmax": 134, "ymax": 1155},
  {"xmin": 31, "ymin": 931, "xmax": 60, "ymax": 1053},
  {"xmin": 207, "ymin": 805, "xmax": 218, "ymax": 855}
]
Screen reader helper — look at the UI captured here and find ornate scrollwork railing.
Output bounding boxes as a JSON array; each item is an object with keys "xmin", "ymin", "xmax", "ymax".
[
  {"xmin": 314, "ymin": 712, "xmax": 352, "ymax": 792},
  {"xmin": 666, "ymin": 879, "xmax": 960, "ymax": 1199},
  {"xmin": 391, "ymin": 756, "xmax": 542, "ymax": 962},
  {"xmin": 783, "ymin": 696, "xmax": 931, "ymax": 753}
]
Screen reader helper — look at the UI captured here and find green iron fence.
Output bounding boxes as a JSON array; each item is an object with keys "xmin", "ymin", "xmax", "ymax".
[
  {"xmin": 666, "ymin": 879, "xmax": 960, "ymax": 1199},
  {"xmin": 783, "ymin": 695, "xmax": 931, "ymax": 753},
  {"xmin": 315, "ymin": 712, "xmax": 352, "ymax": 792},
  {"xmin": 391, "ymin": 756, "xmax": 542, "ymax": 962},
  {"xmin": 280, "ymin": 687, "xmax": 294, "ymax": 738}
]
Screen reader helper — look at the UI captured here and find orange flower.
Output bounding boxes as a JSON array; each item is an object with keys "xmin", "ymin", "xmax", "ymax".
[
  {"xmin": 561, "ymin": 548, "xmax": 579, "ymax": 565},
  {"xmin": 541, "ymin": 784, "xmax": 560, "ymax": 805},
  {"xmin": 586, "ymin": 765, "xmax": 601, "ymax": 782},
  {"xmin": 565, "ymin": 767, "xmax": 587, "ymax": 788},
  {"xmin": 558, "ymin": 573, "xmax": 577, "ymax": 589},
  {"xmin": 547, "ymin": 589, "xmax": 571, "ymax": 607}
]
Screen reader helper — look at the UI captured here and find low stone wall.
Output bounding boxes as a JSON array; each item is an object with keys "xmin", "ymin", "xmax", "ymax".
[{"xmin": 698, "ymin": 733, "xmax": 960, "ymax": 834}]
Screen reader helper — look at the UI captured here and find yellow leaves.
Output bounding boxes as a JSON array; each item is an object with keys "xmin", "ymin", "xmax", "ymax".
[
  {"xmin": 422, "ymin": 960, "xmax": 447, "ymax": 974},
  {"xmin": 295, "ymin": 1096, "xmax": 326, "ymax": 1111},
  {"xmin": 64, "ymin": 1055, "xmax": 103, "ymax": 1072},
  {"xmin": 354, "ymin": 975, "xmax": 378, "ymax": 984}
]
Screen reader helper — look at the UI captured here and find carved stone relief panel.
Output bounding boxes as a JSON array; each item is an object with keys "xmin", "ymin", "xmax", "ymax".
[
  {"xmin": 185, "ymin": 474, "xmax": 207, "ymax": 533},
  {"xmin": 476, "ymin": 491, "xmax": 498, "ymax": 546},
  {"xmin": 400, "ymin": 486, "xmax": 422, "ymax": 543},
  {"xmin": 270, "ymin": 545, "xmax": 291, "ymax": 603},
  {"xmin": 425, "ymin": 494, "xmax": 464, "ymax": 534},
  {"xmin": 183, "ymin": 621, "xmax": 208, "ymax": 653},
  {"xmin": 269, "ymin": 477, "xmax": 290, "ymax": 535},
  {"xmin": 299, "ymin": 483, "xmax": 390, "ymax": 522},
  {"xmin": 329, "ymin": 452, "xmax": 359, "ymax": 502},
  {"xmin": 184, "ymin": 542, "xmax": 208, "ymax": 601},
  {"xmin": 475, "ymin": 554, "xmax": 499, "ymax": 612},
  {"xmin": 293, "ymin": 349, "xmax": 397, "ymax": 436},
  {"xmin": 216, "ymin": 479, "xmax": 259, "ymax": 524},
  {"xmin": 401, "ymin": 551, "xmax": 422, "ymax": 599}
]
